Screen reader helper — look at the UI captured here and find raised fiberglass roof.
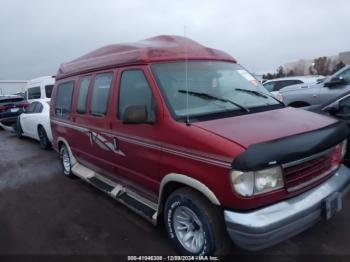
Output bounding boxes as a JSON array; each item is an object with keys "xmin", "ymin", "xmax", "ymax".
[{"xmin": 56, "ymin": 35, "xmax": 236, "ymax": 79}]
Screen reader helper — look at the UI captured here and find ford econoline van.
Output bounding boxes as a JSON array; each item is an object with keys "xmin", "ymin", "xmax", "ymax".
[
  {"xmin": 50, "ymin": 35, "xmax": 350, "ymax": 255},
  {"xmin": 24, "ymin": 76, "xmax": 55, "ymax": 103}
]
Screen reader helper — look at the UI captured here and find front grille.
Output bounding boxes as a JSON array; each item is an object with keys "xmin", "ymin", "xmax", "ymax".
[{"xmin": 283, "ymin": 149, "xmax": 335, "ymax": 192}]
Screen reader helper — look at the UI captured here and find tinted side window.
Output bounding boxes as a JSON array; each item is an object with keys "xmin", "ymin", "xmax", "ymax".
[
  {"xmin": 339, "ymin": 96, "xmax": 350, "ymax": 114},
  {"xmin": 263, "ymin": 82, "xmax": 275, "ymax": 92},
  {"xmin": 28, "ymin": 86, "xmax": 41, "ymax": 99},
  {"xmin": 34, "ymin": 102, "xmax": 43, "ymax": 113},
  {"xmin": 274, "ymin": 80, "xmax": 303, "ymax": 91},
  {"xmin": 26, "ymin": 102, "xmax": 37, "ymax": 113},
  {"xmin": 45, "ymin": 85, "xmax": 54, "ymax": 98},
  {"xmin": 77, "ymin": 76, "xmax": 91, "ymax": 114},
  {"xmin": 90, "ymin": 73, "xmax": 113, "ymax": 116},
  {"xmin": 118, "ymin": 70, "xmax": 155, "ymax": 120},
  {"xmin": 339, "ymin": 69, "xmax": 350, "ymax": 84},
  {"xmin": 55, "ymin": 81, "xmax": 74, "ymax": 119}
]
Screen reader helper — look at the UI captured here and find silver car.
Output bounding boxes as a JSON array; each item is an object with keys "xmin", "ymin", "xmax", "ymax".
[{"xmin": 278, "ymin": 65, "xmax": 350, "ymax": 107}]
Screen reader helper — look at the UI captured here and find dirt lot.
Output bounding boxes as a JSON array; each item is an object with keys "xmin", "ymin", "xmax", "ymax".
[{"xmin": 1, "ymin": 129, "xmax": 350, "ymax": 260}]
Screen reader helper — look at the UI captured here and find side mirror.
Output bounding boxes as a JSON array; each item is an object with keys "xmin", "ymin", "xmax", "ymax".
[
  {"xmin": 324, "ymin": 77, "xmax": 346, "ymax": 88},
  {"xmin": 324, "ymin": 106, "xmax": 338, "ymax": 115},
  {"xmin": 122, "ymin": 105, "xmax": 154, "ymax": 124}
]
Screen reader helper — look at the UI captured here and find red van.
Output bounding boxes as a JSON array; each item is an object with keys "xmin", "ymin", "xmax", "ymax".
[{"xmin": 50, "ymin": 35, "xmax": 350, "ymax": 255}]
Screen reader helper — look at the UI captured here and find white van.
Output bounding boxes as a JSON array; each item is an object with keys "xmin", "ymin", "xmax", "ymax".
[{"xmin": 24, "ymin": 76, "xmax": 55, "ymax": 103}]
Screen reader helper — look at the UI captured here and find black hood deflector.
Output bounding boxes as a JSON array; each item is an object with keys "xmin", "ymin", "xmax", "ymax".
[{"xmin": 232, "ymin": 121, "xmax": 349, "ymax": 171}]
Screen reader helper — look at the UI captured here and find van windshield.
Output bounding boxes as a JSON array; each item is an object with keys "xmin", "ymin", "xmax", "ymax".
[{"xmin": 151, "ymin": 61, "xmax": 280, "ymax": 121}]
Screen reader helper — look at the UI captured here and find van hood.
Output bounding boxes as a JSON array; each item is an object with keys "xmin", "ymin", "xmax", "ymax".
[{"xmin": 193, "ymin": 107, "xmax": 337, "ymax": 149}]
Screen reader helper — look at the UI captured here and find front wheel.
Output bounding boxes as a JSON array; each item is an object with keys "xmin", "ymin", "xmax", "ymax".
[{"xmin": 164, "ymin": 188, "xmax": 229, "ymax": 256}]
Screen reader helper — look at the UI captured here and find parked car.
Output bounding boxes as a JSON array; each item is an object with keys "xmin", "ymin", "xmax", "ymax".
[
  {"xmin": 0, "ymin": 95, "xmax": 28, "ymax": 127},
  {"xmin": 305, "ymin": 91, "xmax": 350, "ymax": 162},
  {"xmin": 278, "ymin": 65, "xmax": 350, "ymax": 107},
  {"xmin": 16, "ymin": 100, "xmax": 52, "ymax": 149},
  {"xmin": 24, "ymin": 76, "xmax": 55, "ymax": 103},
  {"xmin": 263, "ymin": 75, "xmax": 324, "ymax": 97},
  {"xmin": 50, "ymin": 35, "xmax": 350, "ymax": 255}
]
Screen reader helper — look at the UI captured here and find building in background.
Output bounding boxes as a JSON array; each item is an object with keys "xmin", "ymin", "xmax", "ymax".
[
  {"xmin": 0, "ymin": 80, "xmax": 28, "ymax": 95},
  {"xmin": 284, "ymin": 51, "xmax": 349, "ymax": 76},
  {"xmin": 339, "ymin": 51, "xmax": 350, "ymax": 64}
]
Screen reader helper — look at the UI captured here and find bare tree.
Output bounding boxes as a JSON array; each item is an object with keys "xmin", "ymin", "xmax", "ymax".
[
  {"xmin": 332, "ymin": 61, "xmax": 346, "ymax": 74},
  {"xmin": 309, "ymin": 57, "xmax": 331, "ymax": 75}
]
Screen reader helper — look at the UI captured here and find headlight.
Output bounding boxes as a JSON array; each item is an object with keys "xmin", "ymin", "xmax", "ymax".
[
  {"xmin": 231, "ymin": 166, "xmax": 284, "ymax": 197},
  {"xmin": 276, "ymin": 93, "xmax": 283, "ymax": 102}
]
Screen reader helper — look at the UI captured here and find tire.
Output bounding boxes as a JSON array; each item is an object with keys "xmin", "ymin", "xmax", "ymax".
[
  {"xmin": 16, "ymin": 118, "xmax": 23, "ymax": 139},
  {"xmin": 38, "ymin": 126, "xmax": 51, "ymax": 150},
  {"xmin": 59, "ymin": 144, "xmax": 74, "ymax": 178},
  {"xmin": 164, "ymin": 187, "xmax": 229, "ymax": 256}
]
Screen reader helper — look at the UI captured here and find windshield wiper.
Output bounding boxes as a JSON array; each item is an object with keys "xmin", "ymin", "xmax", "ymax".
[
  {"xmin": 235, "ymin": 88, "xmax": 269, "ymax": 98},
  {"xmin": 178, "ymin": 90, "xmax": 250, "ymax": 112},
  {"xmin": 235, "ymin": 88, "xmax": 284, "ymax": 105}
]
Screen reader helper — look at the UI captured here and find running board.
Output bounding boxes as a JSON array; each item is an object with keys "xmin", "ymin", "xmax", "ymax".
[{"xmin": 71, "ymin": 163, "xmax": 158, "ymax": 224}]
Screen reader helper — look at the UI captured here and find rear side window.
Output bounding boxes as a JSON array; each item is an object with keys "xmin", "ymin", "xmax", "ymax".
[
  {"xmin": 34, "ymin": 102, "xmax": 43, "ymax": 113},
  {"xmin": 55, "ymin": 81, "xmax": 74, "ymax": 119},
  {"xmin": 118, "ymin": 70, "xmax": 155, "ymax": 120},
  {"xmin": 28, "ymin": 86, "xmax": 41, "ymax": 99},
  {"xmin": 45, "ymin": 85, "xmax": 54, "ymax": 98},
  {"xmin": 76, "ymin": 76, "xmax": 91, "ymax": 114},
  {"xmin": 26, "ymin": 102, "xmax": 37, "ymax": 113},
  {"xmin": 90, "ymin": 73, "xmax": 113, "ymax": 116}
]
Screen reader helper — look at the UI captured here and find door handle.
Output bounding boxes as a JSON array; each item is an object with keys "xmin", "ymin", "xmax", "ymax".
[{"xmin": 113, "ymin": 137, "xmax": 119, "ymax": 150}]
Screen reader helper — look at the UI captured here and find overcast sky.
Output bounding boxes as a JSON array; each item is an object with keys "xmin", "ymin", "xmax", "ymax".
[{"xmin": 0, "ymin": 0, "xmax": 349, "ymax": 79}]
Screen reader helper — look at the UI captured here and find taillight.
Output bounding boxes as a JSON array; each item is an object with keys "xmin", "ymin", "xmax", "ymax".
[
  {"xmin": 331, "ymin": 140, "xmax": 347, "ymax": 167},
  {"xmin": 19, "ymin": 103, "xmax": 28, "ymax": 108}
]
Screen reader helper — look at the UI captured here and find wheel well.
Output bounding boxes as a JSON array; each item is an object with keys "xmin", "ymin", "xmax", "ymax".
[
  {"xmin": 37, "ymin": 124, "xmax": 44, "ymax": 133},
  {"xmin": 288, "ymin": 101, "xmax": 310, "ymax": 108},
  {"xmin": 159, "ymin": 181, "xmax": 184, "ymax": 214},
  {"xmin": 158, "ymin": 181, "xmax": 217, "ymax": 217}
]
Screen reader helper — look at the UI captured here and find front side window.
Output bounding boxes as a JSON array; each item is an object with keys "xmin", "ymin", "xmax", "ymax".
[
  {"xmin": 263, "ymin": 82, "xmax": 275, "ymax": 92},
  {"xmin": 45, "ymin": 85, "xmax": 54, "ymax": 98},
  {"xmin": 339, "ymin": 69, "xmax": 350, "ymax": 84},
  {"xmin": 28, "ymin": 86, "xmax": 41, "ymax": 100},
  {"xmin": 152, "ymin": 61, "xmax": 279, "ymax": 120},
  {"xmin": 77, "ymin": 76, "xmax": 91, "ymax": 114},
  {"xmin": 118, "ymin": 70, "xmax": 155, "ymax": 120},
  {"xmin": 55, "ymin": 81, "xmax": 74, "ymax": 119},
  {"xmin": 90, "ymin": 73, "xmax": 113, "ymax": 116}
]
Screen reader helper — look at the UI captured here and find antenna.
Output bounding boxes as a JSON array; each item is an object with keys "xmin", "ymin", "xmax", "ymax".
[{"xmin": 184, "ymin": 25, "xmax": 190, "ymax": 126}]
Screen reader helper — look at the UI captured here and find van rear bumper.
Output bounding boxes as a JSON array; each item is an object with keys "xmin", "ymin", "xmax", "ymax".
[{"xmin": 224, "ymin": 164, "xmax": 350, "ymax": 251}]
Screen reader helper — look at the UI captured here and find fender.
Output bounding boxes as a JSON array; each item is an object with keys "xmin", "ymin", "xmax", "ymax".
[{"xmin": 157, "ymin": 173, "xmax": 221, "ymax": 214}]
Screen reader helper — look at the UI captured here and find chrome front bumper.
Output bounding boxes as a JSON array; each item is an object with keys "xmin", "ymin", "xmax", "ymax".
[{"xmin": 224, "ymin": 164, "xmax": 350, "ymax": 251}]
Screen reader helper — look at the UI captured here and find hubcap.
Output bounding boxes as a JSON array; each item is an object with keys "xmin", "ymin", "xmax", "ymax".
[
  {"xmin": 173, "ymin": 206, "xmax": 205, "ymax": 254},
  {"xmin": 61, "ymin": 147, "xmax": 71, "ymax": 174}
]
